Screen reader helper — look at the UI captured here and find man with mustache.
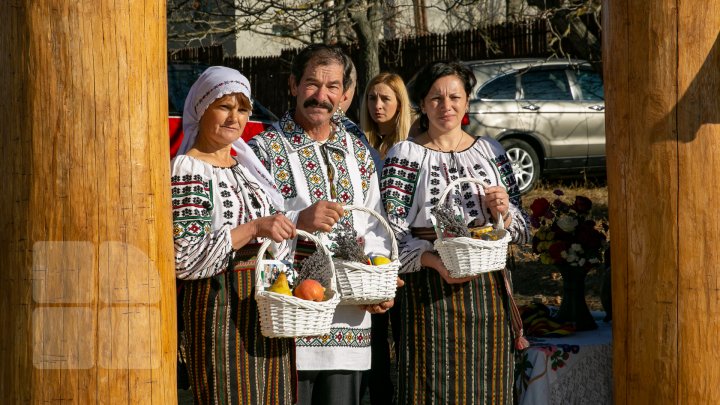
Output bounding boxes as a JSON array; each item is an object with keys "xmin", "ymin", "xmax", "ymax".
[{"xmin": 249, "ymin": 44, "xmax": 394, "ymax": 405}]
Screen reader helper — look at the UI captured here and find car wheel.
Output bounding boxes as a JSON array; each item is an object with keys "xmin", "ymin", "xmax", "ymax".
[{"xmin": 500, "ymin": 138, "xmax": 540, "ymax": 194}]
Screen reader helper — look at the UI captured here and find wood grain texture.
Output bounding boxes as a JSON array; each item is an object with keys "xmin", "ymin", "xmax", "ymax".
[
  {"xmin": 677, "ymin": 4, "xmax": 720, "ymax": 403},
  {"xmin": 606, "ymin": 0, "xmax": 720, "ymax": 403},
  {"xmin": 0, "ymin": 1, "xmax": 175, "ymax": 403}
]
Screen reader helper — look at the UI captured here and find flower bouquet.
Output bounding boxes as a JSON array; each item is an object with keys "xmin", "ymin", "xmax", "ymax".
[
  {"xmin": 529, "ymin": 191, "xmax": 608, "ymax": 269},
  {"xmin": 528, "ymin": 190, "xmax": 609, "ymax": 330}
]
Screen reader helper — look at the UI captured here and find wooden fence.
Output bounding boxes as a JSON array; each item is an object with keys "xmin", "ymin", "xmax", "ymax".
[{"xmin": 168, "ymin": 20, "xmax": 552, "ymax": 119}]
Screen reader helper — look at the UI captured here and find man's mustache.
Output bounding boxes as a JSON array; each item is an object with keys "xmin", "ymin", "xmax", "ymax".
[{"xmin": 303, "ymin": 98, "xmax": 334, "ymax": 112}]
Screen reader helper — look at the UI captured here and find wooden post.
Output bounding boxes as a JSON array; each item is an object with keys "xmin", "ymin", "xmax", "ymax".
[
  {"xmin": 604, "ymin": 1, "xmax": 720, "ymax": 403},
  {"xmin": 0, "ymin": 1, "xmax": 176, "ymax": 403}
]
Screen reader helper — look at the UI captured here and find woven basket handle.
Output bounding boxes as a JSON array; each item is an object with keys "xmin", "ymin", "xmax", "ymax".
[
  {"xmin": 434, "ymin": 177, "xmax": 506, "ymax": 238},
  {"xmin": 254, "ymin": 229, "xmax": 337, "ymax": 292},
  {"xmin": 341, "ymin": 204, "xmax": 399, "ymax": 261}
]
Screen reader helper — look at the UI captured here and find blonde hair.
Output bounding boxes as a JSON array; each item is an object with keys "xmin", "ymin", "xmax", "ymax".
[{"xmin": 360, "ymin": 73, "xmax": 412, "ymax": 157}]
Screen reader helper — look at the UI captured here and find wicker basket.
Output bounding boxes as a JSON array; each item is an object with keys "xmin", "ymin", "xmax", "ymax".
[
  {"xmin": 255, "ymin": 230, "xmax": 340, "ymax": 338},
  {"xmin": 433, "ymin": 177, "xmax": 511, "ymax": 278},
  {"xmin": 332, "ymin": 205, "xmax": 400, "ymax": 305}
]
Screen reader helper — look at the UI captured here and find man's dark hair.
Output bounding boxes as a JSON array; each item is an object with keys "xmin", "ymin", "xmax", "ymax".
[
  {"xmin": 291, "ymin": 44, "xmax": 350, "ymax": 90},
  {"xmin": 342, "ymin": 53, "xmax": 357, "ymax": 91},
  {"xmin": 408, "ymin": 61, "xmax": 477, "ymax": 131}
]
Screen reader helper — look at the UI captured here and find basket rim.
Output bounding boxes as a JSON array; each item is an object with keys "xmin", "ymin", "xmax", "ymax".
[
  {"xmin": 254, "ymin": 229, "xmax": 338, "ymax": 297},
  {"xmin": 337, "ymin": 204, "xmax": 399, "ymax": 260},
  {"xmin": 333, "ymin": 258, "xmax": 401, "ymax": 272},
  {"xmin": 433, "ymin": 231, "xmax": 511, "ymax": 247},
  {"xmin": 256, "ymin": 288, "xmax": 340, "ymax": 309}
]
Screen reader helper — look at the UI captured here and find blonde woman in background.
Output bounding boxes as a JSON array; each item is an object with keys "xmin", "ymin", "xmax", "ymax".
[
  {"xmin": 360, "ymin": 72, "xmax": 413, "ymax": 161},
  {"xmin": 359, "ymin": 72, "xmax": 412, "ymax": 405}
]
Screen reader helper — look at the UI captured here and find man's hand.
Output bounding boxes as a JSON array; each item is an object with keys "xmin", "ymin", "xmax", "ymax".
[
  {"xmin": 361, "ymin": 278, "xmax": 404, "ymax": 314},
  {"xmin": 361, "ymin": 299, "xmax": 394, "ymax": 314},
  {"xmin": 297, "ymin": 201, "xmax": 344, "ymax": 232}
]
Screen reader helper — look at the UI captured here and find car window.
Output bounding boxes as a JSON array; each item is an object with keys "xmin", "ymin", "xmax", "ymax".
[
  {"xmin": 477, "ymin": 73, "xmax": 517, "ymax": 100},
  {"xmin": 576, "ymin": 70, "xmax": 604, "ymax": 101},
  {"xmin": 168, "ymin": 64, "xmax": 208, "ymax": 115},
  {"xmin": 167, "ymin": 63, "xmax": 278, "ymax": 122},
  {"xmin": 520, "ymin": 69, "xmax": 573, "ymax": 101}
]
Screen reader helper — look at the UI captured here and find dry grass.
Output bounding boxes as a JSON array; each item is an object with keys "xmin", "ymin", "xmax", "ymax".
[{"xmin": 511, "ymin": 178, "xmax": 609, "ymax": 311}]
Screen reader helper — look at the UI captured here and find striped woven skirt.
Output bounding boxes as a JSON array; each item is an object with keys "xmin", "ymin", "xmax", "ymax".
[
  {"xmin": 181, "ymin": 255, "xmax": 295, "ymax": 405},
  {"xmin": 396, "ymin": 267, "xmax": 514, "ymax": 405}
]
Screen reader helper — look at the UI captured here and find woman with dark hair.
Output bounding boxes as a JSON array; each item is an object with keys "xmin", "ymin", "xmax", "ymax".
[{"xmin": 380, "ymin": 61, "xmax": 530, "ymax": 404}]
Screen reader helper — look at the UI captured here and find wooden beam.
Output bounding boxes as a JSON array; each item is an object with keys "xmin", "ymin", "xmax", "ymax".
[
  {"xmin": 605, "ymin": 0, "xmax": 720, "ymax": 403},
  {"xmin": 0, "ymin": 1, "xmax": 176, "ymax": 403}
]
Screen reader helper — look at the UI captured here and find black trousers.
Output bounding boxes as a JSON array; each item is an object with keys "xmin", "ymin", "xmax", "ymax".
[
  {"xmin": 367, "ymin": 305, "xmax": 402, "ymax": 405},
  {"xmin": 298, "ymin": 370, "xmax": 364, "ymax": 405}
]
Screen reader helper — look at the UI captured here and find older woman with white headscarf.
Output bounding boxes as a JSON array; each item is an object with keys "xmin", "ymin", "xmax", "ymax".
[{"xmin": 171, "ymin": 66, "xmax": 296, "ymax": 404}]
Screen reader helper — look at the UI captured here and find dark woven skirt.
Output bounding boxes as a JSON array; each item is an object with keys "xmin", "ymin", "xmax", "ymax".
[
  {"xmin": 181, "ymin": 261, "xmax": 295, "ymax": 405},
  {"xmin": 396, "ymin": 267, "xmax": 514, "ymax": 405}
]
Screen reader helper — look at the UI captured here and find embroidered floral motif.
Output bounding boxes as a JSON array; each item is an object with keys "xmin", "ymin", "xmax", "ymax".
[
  {"xmin": 352, "ymin": 137, "xmax": 376, "ymax": 199},
  {"xmin": 295, "ymin": 327, "xmax": 372, "ymax": 348},
  {"xmin": 381, "ymin": 155, "xmax": 422, "ymax": 219},
  {"xmin": 172, "ymin": 176, "xmax": 213, "ymax": 239},
  {"xmin": 331, "ymin": 150, "xmax": 352, "ymax": 204},
  {"xmin": 251, "ymin": 129, "xmax": 297, "ymax": 199}
]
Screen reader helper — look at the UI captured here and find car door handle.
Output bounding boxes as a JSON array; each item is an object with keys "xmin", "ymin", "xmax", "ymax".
[
  {"xmin": 588, "ymin": 105, "xmax": 605, "ymax": 111},
  {"xmin": 521, "ymin": 104, "xmax": 540, "ymax": 111}
]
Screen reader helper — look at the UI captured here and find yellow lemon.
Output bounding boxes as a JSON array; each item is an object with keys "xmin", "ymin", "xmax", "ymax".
[{"xmin": 371, "ymin": 256, "xmax": 392, "ymax": 266}]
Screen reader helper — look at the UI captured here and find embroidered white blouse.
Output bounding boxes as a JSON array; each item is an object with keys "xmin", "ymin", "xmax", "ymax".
[
  {"xmin": 381, "ymin": 137, "xmax": 531, "ymax": 274},
  {"xmin": 249, "ymin": 111, "xmax": 392, "ymax": 371},
  {"xmin": 171, "ymin": 155, "xmax": 285, "ymax": 280}
]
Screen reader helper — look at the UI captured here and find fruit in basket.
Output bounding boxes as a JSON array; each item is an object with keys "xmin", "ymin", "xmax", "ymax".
[
  {"xmin": 371, "ymin": 255, "xmax": 392, "ymax": 266},
  {"xmin": 469, "ymin": 225, "xmax": 494, "ymax": 239},
  {"xmin": 268, "ymin": 272, "xmax": 292, "ymax": 296},
  {"xmin": 294, "ymin": 279, "xmax": 326, "ymax": 301}
]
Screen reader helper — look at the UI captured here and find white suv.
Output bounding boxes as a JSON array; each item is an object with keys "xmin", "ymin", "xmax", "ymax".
[{"xmin": 463, "ymin": 58, "xmax": 605, "ymax": 193}]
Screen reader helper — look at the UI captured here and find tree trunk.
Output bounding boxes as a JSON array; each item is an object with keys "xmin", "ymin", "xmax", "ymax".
[
  {"xmin": 0, "ymin": 1, "xmax": 176, "ymax": 403},
  {"xmin": 604, "ymin": 0, "xmax": 720, "ymax": 403},
  {"xmin": 351, "ymin": 0, "xmax": 381, "ymax": 101}
]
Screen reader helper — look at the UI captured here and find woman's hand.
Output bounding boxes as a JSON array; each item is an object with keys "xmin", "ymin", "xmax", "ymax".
[
  {"xmin": 231, "ymin": 214, "xmax": 296, "ymax": 249},
  {"xmin": 484, "ymin": 186, "xmax": 512, "ymax": 227},
  {"xmin": 421, "ymin": 251, "xmax": 477, "ymax": 284},
  {"xmin": 297, "ymin": 201, "xmax": 344, "ymax": 232},
  {"xmin": 252, "ymin": 214, "xmax": 297, "ymax": 242}
]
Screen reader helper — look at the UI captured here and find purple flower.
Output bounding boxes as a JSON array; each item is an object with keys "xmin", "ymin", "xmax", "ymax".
[{"xmin": 572, "ymin": 196, "xmax": 593, "ymax": 214}]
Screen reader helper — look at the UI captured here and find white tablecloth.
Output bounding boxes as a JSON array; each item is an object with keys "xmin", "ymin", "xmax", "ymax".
[{"xmin": 515, "ymin": 314, "xmax": 612, "ymax": 405}]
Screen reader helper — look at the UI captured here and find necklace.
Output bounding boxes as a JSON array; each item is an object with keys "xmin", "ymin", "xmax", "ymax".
[{"xmin": 428, "ymin": 131, "xmax": 464, "ymax": 153}]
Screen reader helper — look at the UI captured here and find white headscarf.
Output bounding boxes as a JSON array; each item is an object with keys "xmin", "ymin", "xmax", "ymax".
[{"xmin": 178, "ymin": 66, "xmax": 284, "ymax": 210}]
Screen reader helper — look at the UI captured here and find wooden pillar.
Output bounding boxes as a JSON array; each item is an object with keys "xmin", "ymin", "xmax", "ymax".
[
  {"xmin": 604, "ymin": 1, "xmax": 720, "ymax": 403},
  {"xmin": 0, "ymin": 1, "xmax": 176, "ymax": 403}
]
